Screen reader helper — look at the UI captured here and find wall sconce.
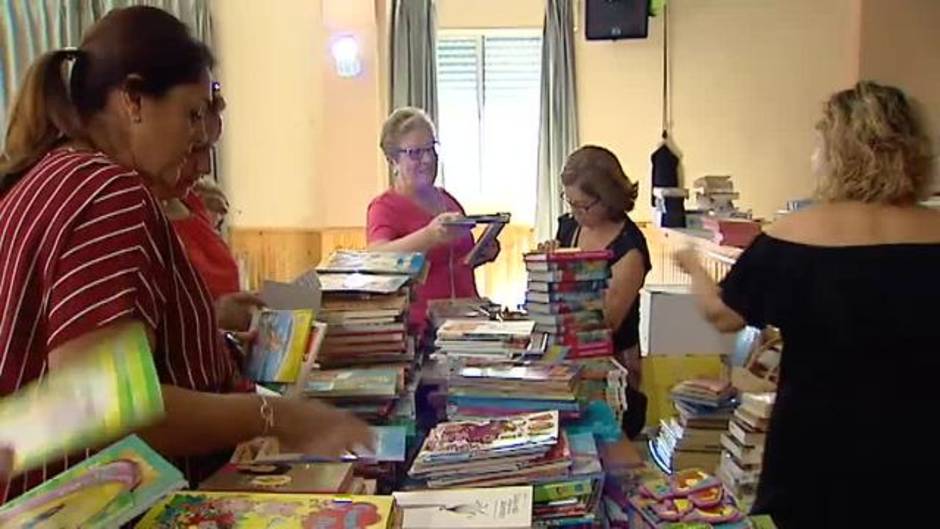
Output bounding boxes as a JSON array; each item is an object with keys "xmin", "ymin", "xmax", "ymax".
[{"xmin": 331, "ymin": 35, "xmax": 362, "ymax": 78}]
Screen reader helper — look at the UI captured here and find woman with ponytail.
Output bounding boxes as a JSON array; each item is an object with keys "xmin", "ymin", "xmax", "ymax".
[{"xmin": 0, "ymin": 6, "xmax": 371, "ymax": 501}]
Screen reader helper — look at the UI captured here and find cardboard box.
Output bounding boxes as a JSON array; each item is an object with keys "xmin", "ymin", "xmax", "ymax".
[{"xmin": 640, "ymin": 285, "xmax": 737, "ymax": 356}]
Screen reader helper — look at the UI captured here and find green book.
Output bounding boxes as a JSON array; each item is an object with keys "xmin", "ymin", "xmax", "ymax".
[
  {"xmin": 0, "ymin": 321, "xmax": 164, "ymax": 474},
  {"xmin": 0, "ymin": 435, "xmax": 185, "ymax": 528}
]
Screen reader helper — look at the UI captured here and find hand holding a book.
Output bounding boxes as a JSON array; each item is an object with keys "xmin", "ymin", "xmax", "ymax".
[
  {"xmin": 422, "ymin": 212, "xmax": 468, "ymax": 247},
  {"xmin": 272, "ymin": 398, "xmax": 375, "ymax": 458},
  {"xmin": 216, "ymin": 291, "xmax": 266, "ymax": 331}
]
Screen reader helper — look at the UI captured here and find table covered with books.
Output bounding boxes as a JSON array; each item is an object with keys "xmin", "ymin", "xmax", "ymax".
[{"xmin": 0, "ymin": 248, "xmax": 779, "ymax": 529}]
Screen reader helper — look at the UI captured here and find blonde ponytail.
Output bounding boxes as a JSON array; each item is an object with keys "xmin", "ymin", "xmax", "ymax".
[{"xmin": 0, "ymin": 49, "xmax": 82, "ymax": 193}]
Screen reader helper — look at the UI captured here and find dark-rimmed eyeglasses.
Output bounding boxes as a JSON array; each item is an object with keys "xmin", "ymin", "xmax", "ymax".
[
  {"xmin": 395, "ymin": 142, "xmax": 439, "ymax": 161},
  {"xmin": 560, "ymin": 191, "xmax": 600, "ymax": 212}
]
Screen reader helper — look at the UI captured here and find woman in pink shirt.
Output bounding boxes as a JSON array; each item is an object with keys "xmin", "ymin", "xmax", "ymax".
[{"xmin": 367, "ymin": 107, "xmax": 499, "ymax": 330}]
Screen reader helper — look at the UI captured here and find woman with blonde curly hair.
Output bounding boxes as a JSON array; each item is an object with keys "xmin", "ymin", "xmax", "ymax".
[{"xmin": 677, "ymin": 81, "xmax": 937, "ymax": 527}]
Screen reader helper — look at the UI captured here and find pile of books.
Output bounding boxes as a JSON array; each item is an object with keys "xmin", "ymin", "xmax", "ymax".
[
  {"xmin": 650, "ymin": 379, "xmax": 738, "ymax": 474},
  {"xmin": 626, "ymin": 468, "xmax": 754, "ymax": 528},
  {"xmin": 718, "ymin": 392, "xmax": 774, "ymax": 509},
  {"xmin": 446, "ymin": 362, "xmax": 583, "ymax": 420},
  {"xmin": 433, "ymin": 319, "xmax": 535, "ymax": 360},
  {"xmin": 407, "ymin": 411, "xmax": 607, "ymax": 528},
  {"xmin": 309, "ymin": 250, "xmax": 428, "ymax": 425},
  {"xmin": 524, "ymin": 249, "xmax": 614, "ymax": 360},
  {"xmin": 693, "ymin": 175, "xmax": 740, "ymax": 215}
]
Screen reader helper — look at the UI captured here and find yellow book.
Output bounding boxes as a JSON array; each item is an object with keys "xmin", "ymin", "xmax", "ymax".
[
  {"xmin": 136, "ymin": 491, "xmax": 394, "ymax": 529},
  {"xmin": 246, "ymin": 309, "xmax": 315, "ymax": 383}
]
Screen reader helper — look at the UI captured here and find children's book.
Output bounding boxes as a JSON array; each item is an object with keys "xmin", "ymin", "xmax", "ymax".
[
  {"xmin": 303, "ymin": 367, "xmax": 402, "ymax": 399},
  {"xmin": 393, "ymin": 486, "xmax": 533, "ymax": 529},
  {"xmin": 317, "ymin": 250, "xmax": 427, "ymax": 278},
  {"xmin": 0, "ymin": 435, "xmax": 185, "ymax": 528},
  {"xmin": 135, "ymin": 491, "xmax": 394, "ymax": 529},
  {"xmin": 436, "ymin": 320, "xmax": 535, "ymax": 341},
  {"xmin": 413, "ymin": 411, "xmax": 559, "ymax": 466},
  {"xmin": 0, "ymin": 321, "xmax": 164, "ymax": 474},
  {"xmin": 318, "ymin": 273, "xmax": 411, "ymax": 294},
  {"xmin": 246, "ymin": 309, "xmax": 315, "ymax": 383},
  {"xmin": 284, "ymin": 321, "xmax": 328, "ymax": 398}
]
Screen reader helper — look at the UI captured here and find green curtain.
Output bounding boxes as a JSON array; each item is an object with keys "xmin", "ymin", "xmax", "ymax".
[
  {"xmin": 389, "ymin": 0, "xmax": 438, "ymax": 126},
  {"xmin": 535, "ymin": 0, "xmax": 579, "ymax": 241},
  {"xmin": 0, "ymin": 0, "xmax": 212, "ymax": 144}
]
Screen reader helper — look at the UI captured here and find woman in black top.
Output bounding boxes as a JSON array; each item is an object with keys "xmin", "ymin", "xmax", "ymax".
[
  {"xmin": 544, "ymin": 146, "xmax": 652, "ymax": 437},
  {"xmin": 678, "ymin": 81, "xmax": 938, "ymax": 528}
]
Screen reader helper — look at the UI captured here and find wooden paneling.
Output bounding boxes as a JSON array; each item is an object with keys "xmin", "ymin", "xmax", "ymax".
[{"xmin": 229, "ymin": 228, "xmax": 322, "ymax": 289}]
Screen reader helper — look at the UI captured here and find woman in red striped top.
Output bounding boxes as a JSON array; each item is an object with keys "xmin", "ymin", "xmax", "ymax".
[{"xmin": 0, "ymin": 6, "xmax": 371, "ymax": 500}]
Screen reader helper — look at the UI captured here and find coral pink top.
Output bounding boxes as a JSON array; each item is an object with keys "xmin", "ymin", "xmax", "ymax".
[
  {"xmin": 366, "ymin": 188, "xmax": 478, "ymax": 329},
  {"xmin": 172, "ymin": 191, "xmax": 240, "ymax": 301}
]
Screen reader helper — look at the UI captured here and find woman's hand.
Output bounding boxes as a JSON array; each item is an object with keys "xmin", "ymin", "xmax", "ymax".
[
  {"xmin": 272, "ymin": 398, "xmax": 375, "ymax": 458},
  {"xmin": 674, "ymin": 245, "xmax": 703, "ymax": 277},
  {"xmin": 537, "ymin": 240, "xmax": 560, "ymax": 253},
  {"xmin": 422, "ymin": 212, "xmax": 468, "ymax": 247},
  {"xmin": 475, "ymin": 239, "xmax": 501, "ymax": 266},
  {"xmin": 216, "ymin": 292, "xmax": 265, "ymax": 331}
]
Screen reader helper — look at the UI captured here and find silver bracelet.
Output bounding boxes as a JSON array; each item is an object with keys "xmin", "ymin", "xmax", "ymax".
[{"xmin": 259, "ymin": 395, "xmax": 275, "ymax": 435}]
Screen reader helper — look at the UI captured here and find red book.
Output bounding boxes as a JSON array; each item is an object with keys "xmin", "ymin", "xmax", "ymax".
[{"xmin": 524, "ymin": 248, "xmax": 613, "ymax": 262}]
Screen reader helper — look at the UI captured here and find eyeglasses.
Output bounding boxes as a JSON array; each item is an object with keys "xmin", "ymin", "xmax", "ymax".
[
  {"xmin": 560, "ymin": 191, "xmax": 600, "ymax": 212},
  {"xmin": 395, "ymin": 142, "xmax": 439, "ymax": 161}
]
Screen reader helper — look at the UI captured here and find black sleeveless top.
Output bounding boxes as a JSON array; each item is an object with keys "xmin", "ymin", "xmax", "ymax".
[
  {"xmin": 555, "ymin": 214, "xmax": 652, "ymax": 351},
  {"xmin": 720, "ymin": 233, "xmax": 940, "ymax": 528}
]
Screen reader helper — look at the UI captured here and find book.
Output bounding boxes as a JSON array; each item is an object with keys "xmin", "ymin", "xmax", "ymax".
[
  {"xmin": 303, "ymin": 367, "xmax": 402, "ymax": 399},
  {"xmin": 526, "ymin": 289, "xmax": 606, "ymax": 305},
  {"xmin": 0, "ymin": 321, "xmax": 164, "ymax": 474},
  {"xmin": 526, "ymin": 279, "xmax": 609, "ymax": 293},
  {"xmin": 524, "ymin": 249, "xmax": 613, "ymax": 263},
  {"xmin": 527, "ymin": 269, "xmax": 611, "ymax": 283},
  {"xmin": 463, "ymin": 213, "xmax": 511, "ymax": 267},
  {"xmin": 136, "ymin": 492, "xmax": 394, "ymax": 528},
  {"xmin": 0, "ymin": 435, "xmax": 185, "ymax": 528},
  {"xmin": 525, "ymin": 299, "xmax": 605, "ymax": 315},
  {"xmin": 393, "ymin": 486, "xmax": 533, "ymax": 529},
  {"xmin": 245, "ymin": 426, "xmax": 407, "ymax": 465},
  {"xmin": 733, "ymin": 408, "xmax": 770, "ymax": 431},
  {"xmin": 728, "ymin": 420, "xmax": 767, "ymax": 447},
  {"xmin": 318, "ymin": 273, "xmax": 410, "ymax": 294},
  {"xmin": 317, "ymin": 250, "xmax": 427, "ymax": 278},
  {"xmin": 740, "ymin": 392, "xmax": 776, "ymax": 418},
  {"xmin": 437, "ymin": 320, "xmax": 535, "ymax": 341},
  {"xmin": 720, "ymin": 434, "xmax": 764, "ymax": 466},
  {"xmin": 246, "ymin": 309, "xmax": 315, "ymax": 383},
  {"xmin": 200, "ymin": 461, "xmax": 354, "ymax": 494},
  {"xmin": 283, "ymin": 321, "xmax": 327, "ymax": 398}
]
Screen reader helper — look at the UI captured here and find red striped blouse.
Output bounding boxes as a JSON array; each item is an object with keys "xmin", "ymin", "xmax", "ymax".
[{"xmin": 0, "ymin": 149, "xmax": 238, "ymax": 500}]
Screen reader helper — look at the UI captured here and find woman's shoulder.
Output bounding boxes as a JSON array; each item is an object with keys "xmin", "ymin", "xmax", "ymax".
[{"xmin": 765, "ymin": 203, "xmax": 940, "ymax": 247}]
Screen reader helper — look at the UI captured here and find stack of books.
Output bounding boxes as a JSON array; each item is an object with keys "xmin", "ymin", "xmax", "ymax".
[
  {"xmin": 693, "ymin": 175, "xmax": 740, "ymax": 216},
  {"xmin": 310, "ymin": 250, "xmax": 428, "ymax": 425},
  {"xmin": 408, "ymin": 411, "xmax": 566, "ymax": 489},
  {"xmin": 718, "ymin": 392, "xmax": 774, "ymax": 509},
  {"xmin": 650, "ymin": 379, "xmax": 738, "ymax": 474},
  {"xmin": 446, "ymin": 362, "xmax": 583, "ymax": 420},
  {"xmin": 407, "ymin": 411, "xmax": 607, "ymax": 528},
  {"xmin": 626, "ymin": 468, "xmax": 751, "ymax": 528},
  {"xmin": 394, "ymin": 486, "xmax": 534, "ymax": 529},
  {"xmin": 524, "ymin": 249, "xmax": 614, "ymax": 360},
  {"xmin": 433, "ymin": 319, "xmax": 535, "ymax": 360}
]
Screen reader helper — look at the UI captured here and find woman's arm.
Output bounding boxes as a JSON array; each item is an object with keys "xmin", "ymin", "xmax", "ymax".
[
  {"xmin": 603, "ymin": 250, "xmax": 647, "ymax": 331},
  {"xmin": 675, "ymin": 248, "xmax": 746, "ymax": 333},
  {"xmin": 368, "ymin": 211, "xmax": 465, "ymax": 254},
  {"xmin": 49, "ymin": 320, "xmax": 373, "ymax": 458}
]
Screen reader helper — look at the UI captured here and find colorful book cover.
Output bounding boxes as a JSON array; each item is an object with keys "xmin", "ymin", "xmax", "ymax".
[
  {"xmin": 303, "ymin": 367, "xmax": 402, "ymax": 398},
  {"xmin": 284, "ymin": 321, "xmax": 328, "ymax": 398},
  {"xmin": 415, "ymin": 411, "xmax": 559, "ymax": 464},
  {"xmin": 0, "ymin": 435, "xmax": 185, "ymax": 528},
  {"xmin": 526, "ymin": 288, "xmax": 606, "ymax": 305},
  {"xmin": 317, "ymin": 250, "xmax": 427, "ymax": 278},
  {"xmin": 524, "ymin": 249, "xmax": 613, "ymax": 262},
  {"xmin": 136, "ymin": 492, "xmax": 394, "ymax": 529},
  {"xmin": 436, "ymin": 320, "xmax": 535, "ymax": 341},
  {"xmin": 0, "ymin": 321, "xmax": 163, "ymax": 474},
  {"xmin": 527, "ymin": 269, "xmax": 612, "ymax": 283},
  {"xmin": 246, "ymin": 309, "xmax": 315, "ymax": 383},
  {"xmin": 463, "ymin": 213, "xmax": 511, "ymax": 267},
  {"xmin": 527, "ymin": 279, "xmax": 609, "ymax": 293},
  {"xmin": 318, "ymin": 273, "xmax": 411, "ymax": 294},
  {"xmin": 393, "ymin": 486, "xmax": 532, "ymax": 529},
  {"xmin": 525, "ymin": 299, "xmax": 606, "ymax": 315}
]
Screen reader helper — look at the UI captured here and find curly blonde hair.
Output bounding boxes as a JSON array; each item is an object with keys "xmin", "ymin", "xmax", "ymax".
[
  {"xmin": 379, "ymin": 107, "xmax": 436, "ymax": 161},
  {"xmin": 816, "ymin": 81, "xmax": 934, "ymax": 204}
]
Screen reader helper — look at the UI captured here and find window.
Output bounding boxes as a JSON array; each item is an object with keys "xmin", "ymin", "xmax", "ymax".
[{"xmin": 436, "ymin": 30, "xmax": 542, "ymax": 226}]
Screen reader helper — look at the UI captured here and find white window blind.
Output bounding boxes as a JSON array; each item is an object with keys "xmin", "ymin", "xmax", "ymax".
[{"xmin": 436, "ymin": 31, "xmax": 542, "ymax": 225}]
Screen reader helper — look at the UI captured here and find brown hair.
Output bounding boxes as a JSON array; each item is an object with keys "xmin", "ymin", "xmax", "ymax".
[
  {"xmin": 816, "ymin": 81, "xmax": 934, "ymax": 204},
  {"xmin": 0, "ymin": 6, "xmax": 214, "ymax": 193},
  {"xmin": 561, "ymin": 145, "xmax": 639, "ymax": 219},
  {"xmin": 380, "ymin": 107, "xmax": 436, "ymax": 160}
]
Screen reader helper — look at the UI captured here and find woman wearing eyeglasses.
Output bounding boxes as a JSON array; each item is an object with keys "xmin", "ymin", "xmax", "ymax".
[
  {"xmin": 367, "ymin": 107, "xmax": 500, "ymax": 331},
  {"xmin": 543, "ymin": 146, "xmax": 651, "ymax": 392}
]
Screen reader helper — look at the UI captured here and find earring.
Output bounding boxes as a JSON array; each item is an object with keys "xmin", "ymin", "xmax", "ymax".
[{"xmin": 133, "ymin": 115, "xmax": 142, "ymax": 124}]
